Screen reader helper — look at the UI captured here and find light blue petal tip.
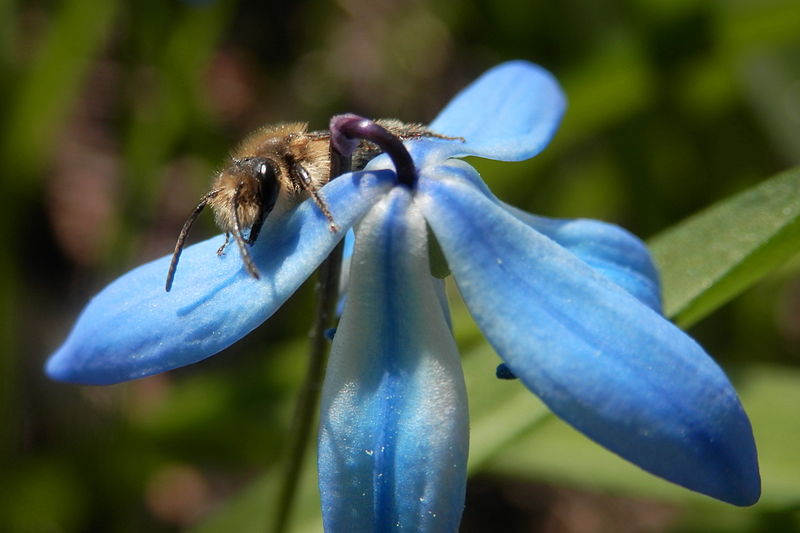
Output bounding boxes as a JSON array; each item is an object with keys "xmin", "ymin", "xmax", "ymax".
[
  {"xmin": 45, "ymin": 349, "xmax": 79, "ymax": 383},
  {"xmin": 430, "ymin": 60, "xmax": 566, "ymax": 161},
  {"xmin": 420, "ymin": 171, "xmax": 760, "ymax": 506},
  {"xmin": 44, "ymin": 234, "xmax": 272, "ymax": 385}
]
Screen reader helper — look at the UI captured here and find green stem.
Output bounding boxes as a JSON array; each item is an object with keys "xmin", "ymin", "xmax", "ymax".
[{"xmin": 270, "ymin": 148, "xmax": 350, "ymax": 533}]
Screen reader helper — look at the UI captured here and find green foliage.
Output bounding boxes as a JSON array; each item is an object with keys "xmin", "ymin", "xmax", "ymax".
[{"xmin": 650, "ymin": 167, "xmax": 800, "ymax": 327}]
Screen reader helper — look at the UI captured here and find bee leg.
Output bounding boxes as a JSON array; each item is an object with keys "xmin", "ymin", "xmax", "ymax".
[
  {"xmin": 216, "ymin": 233, "xmax": 230, "ymax": 256},
  {"xmin": 231, "ymin": 181, "xmax": 261, "ymax": 280},
  {"xmin": 399, "ymin": 130, "xmax": 464, "ymax": 143},
  {"xmin": 290, "ymin": 162, "xmax": 337, "ymax": 232},
  {"xmin": 166, "ymin": 190, "xmax": 219, "ymax": 292}
]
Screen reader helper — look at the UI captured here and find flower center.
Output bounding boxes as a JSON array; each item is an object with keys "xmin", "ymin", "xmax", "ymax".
[{"xmin": 329, "ymin": 114, "xmax": 418, "ymax": 188}]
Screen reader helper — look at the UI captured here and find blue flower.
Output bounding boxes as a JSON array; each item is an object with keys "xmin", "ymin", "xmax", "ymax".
[{"xmin": 46, "ymin": 61, "xmax": 760, "ymax": 531}]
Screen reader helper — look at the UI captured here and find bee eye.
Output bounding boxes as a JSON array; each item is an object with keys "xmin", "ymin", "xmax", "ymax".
[
  {"xmin": 253, "ymin": 158, "xmax": 277, "ymax": 181},
  {"xmin": 255, "ymin": 158, "xmax": 280, "ymax": 213}
]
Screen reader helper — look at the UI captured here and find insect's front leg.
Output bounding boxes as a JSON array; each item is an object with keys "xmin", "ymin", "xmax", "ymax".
[
  {"xmin": 231, "ymin": 181, "xmax": 261, "ymax": 279},
  {"xmin": 290, "ymin": 162, "xmax": 337, "ymax": 231},
  {"xmin": 217, "ymin": 233, "xmax": 230, "ymax": 256}
]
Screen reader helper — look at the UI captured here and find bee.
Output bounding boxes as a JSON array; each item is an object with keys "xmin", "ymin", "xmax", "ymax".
[{"xmin": 165, "ymin": 119, "xmax": 453, "ymax": 291}]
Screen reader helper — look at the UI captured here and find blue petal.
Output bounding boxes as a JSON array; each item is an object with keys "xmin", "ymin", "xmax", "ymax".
[
  {"xmin": 506, "ymin": 206, "xmax": 662, "ymax": 312},
  {"xmin": 335, "ymin": 229, "xmax": 356, "ymax": 316},
  {"xmin": 46, "ymin": 170, "xmax": 395, "ymax": 385},
  {"xmin": 342, "ymin": 227, "xmax": 356, "ymax": 259},
  {"xmin": 428, "ymin": 60, "xmax": 566, "ymax": 161},
  {"xmin": 418, "ymin": 169, "xmax": 760, "ymax": 506},
  {"xmin": 319, "ymin": 188, "xmax": 468, "ymax": 531},
  {"xmin": 424, "ymin": 159, "xmax": 662, "ymax": 311}
]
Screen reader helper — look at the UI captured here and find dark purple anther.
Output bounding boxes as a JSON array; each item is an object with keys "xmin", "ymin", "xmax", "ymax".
[
  {"xmin": 496, "ymin": 363, "xmax": 517, "ymax": 380},
  {"xmin": 329, "ymin": 114, "xmax": 418, "ymax": 188}
]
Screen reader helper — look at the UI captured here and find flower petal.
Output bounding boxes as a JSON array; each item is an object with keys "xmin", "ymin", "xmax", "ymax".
[
  {"xmin": 426, "ymin": 159, "xmax": 662, "ymax": 310},
  {"xmin": 318, "ymin": 188, "xmax": 469, "ymax": 531},
  {"xmin": 506, "ymin": 206, "xmax": 662, "ymax": 312},
  {"xmin": 428, "ymin": 60, "xmax": 566, "ymax": 161},
  {"xmin": 419, "ymin": 169, "xmax": 760, "ymax": 506},
  {"xmin": 46, "ymin": 170, "xmax": 395, "ymax": 385},
  {"xmin": 335, "ymin": 229, "xmax": 355, "ymax": 316}
]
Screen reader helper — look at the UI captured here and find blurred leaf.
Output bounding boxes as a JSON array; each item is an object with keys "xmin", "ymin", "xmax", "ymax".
[
  {"xmin": 677, "ymin": 56, "xmax": 738, "ymax": 117},
  {"xmin": 470, "ymin": 34, "xmax": 655, "ymax": 200},
  {"xmin": 190, "ymin": 456, "xmax": 322, "ymax": 533},
  {"xmin": 191, "ymin": 474, "xmax": 275, "ymax": 533},
  {"xmin": 738, "ymin": 50, "xmax": 800, "ymax": 164},
  {"xmin": 122, "ymin": 0, "xmax": 234, "ymax": 188},
  {"xmin": 131, "ymin": 374, "xmax": 233, "ymax": 436},
  {"xmin": 186, "ymin": 339, "xmax": 321, "ymax": 533},
  {"xmin": 718, "ymin": 0, "xmax": 800, "ymax": 54},
  {"xmin": 0, "ymin": 0, "xmax": 119, "ymax": 183},
  {"xmin": 649, "ymin": 166, "xmax": 800, "ymax": 326},
  {"xmin": 464, "ymin": 342, "xmax": 550, "ymax": 473},
  {"xmin": 741, "ymin": 365, "xmax": 800, "ymax": 507},
  {"xmin": 0, "ymin": 0, "xmax": 14, "ymax": 72},
  {"xmin": 110, "ymin": 0, "xmax": 235, "ymax": 267},
  {"xmin": 480, "ymin": 363, "xmax": 800, "ymax": 509},
  {"xmin": 0, "ymin": 254, "xmax": 18, "ymax": 461},
  {"xmin": 441, "ymin": 282, "xmax": 552, "ymax": 473},
  {"xmin": 557, "ymin": 35, "xmax": 655, "ymax": 145},
  {"xmin": 0, "ymin": 458, "xmax": 89, "ymax": 532}
]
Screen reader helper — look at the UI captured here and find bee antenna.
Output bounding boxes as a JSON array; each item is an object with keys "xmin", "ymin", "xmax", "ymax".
[
  {"xmin": 231, "ymin": 180, "xmax": 261, "ymax": 280},
  {"xmin": 165, "ymin": 190, "xmax": 219, "ymax": 292}
]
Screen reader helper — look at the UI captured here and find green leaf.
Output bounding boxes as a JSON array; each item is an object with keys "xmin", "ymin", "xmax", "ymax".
[{"xmin": 648, "ymin": 166, "xmax": 800, "ymax": 326}]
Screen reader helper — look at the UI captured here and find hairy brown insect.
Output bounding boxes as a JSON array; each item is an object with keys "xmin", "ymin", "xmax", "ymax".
[{"xmin": 165, "ymin": 120, "xmax": 451, "ymax": 291}]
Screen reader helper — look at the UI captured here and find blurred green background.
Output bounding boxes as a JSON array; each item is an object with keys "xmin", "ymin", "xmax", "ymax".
[{"xmin": 2, "ymin": 0, "xmax": 800, "ymax": 532}]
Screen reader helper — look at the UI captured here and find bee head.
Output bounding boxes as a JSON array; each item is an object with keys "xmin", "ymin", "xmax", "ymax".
[{"xmin": 229, "ymin": 157, "xmax": 281, "ymax": 213}]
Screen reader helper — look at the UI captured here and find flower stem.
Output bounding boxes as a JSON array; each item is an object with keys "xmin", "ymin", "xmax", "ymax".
[{"xmin": 270, "ymin": 146, "xmax": 350, "ymax": 533}]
